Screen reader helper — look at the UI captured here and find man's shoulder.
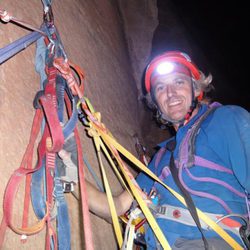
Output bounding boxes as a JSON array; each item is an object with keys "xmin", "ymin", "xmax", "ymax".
[
  {"xmin": 200, "ymin": 104, "xmax": 250, "ymax": 133},
  {"xmin": 214, "ymin": 104, "xmax": 250, "ymax": 120}
]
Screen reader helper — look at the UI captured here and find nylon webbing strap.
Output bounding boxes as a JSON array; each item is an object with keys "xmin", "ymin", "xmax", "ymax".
[
  {"xmin": 0, "ymin": 66, "xmax": 64, "ymax": 249},
  {"xmin": 86, "ymin": 123, "xmax": 171, "ymax": 249},
  {"xmin": 0, "ymin": 110, "xmax": 48, "ymax": 241},
  {"xmin": 0, "ymin": 31, "xmax": 42, "ymax": 64},
  {"xmin": 53, "ymin": 57, "xmax": 243, "ymax": 249},
  {"xmin": 74, "ymin": 128, "xmax": 94, "ymax": 250},
  {"xmin": 95, "ymin": 128, "xmax": 243, "ymax": 250},
  {"xmin": 92, "ymin": 135, "xmax": 123, "ymax": 248},
  {"xmin": 81, "ymin": 106, "xmax": 170, "ymax": 248},
  {"xmin": 167, "ymin": 139, "xmax": 209, "ymax": 250},
  {"xmin": 112, "ymin": 149, "xmax": 171, "ymax": 249}
]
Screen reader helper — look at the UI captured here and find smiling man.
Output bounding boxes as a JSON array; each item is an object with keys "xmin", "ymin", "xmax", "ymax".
[
  {"xmin": 152, "ymin": 71, "xmax": 197, "ymax": 128},
  {"xmin": 86, "ymin": 51, "xmax": 250, "ymax": 249}
]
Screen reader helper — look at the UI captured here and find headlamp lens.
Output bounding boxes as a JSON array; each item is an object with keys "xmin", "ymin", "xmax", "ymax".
[{"xmin": 156, "ymin": 62, "xmax": 174, "ymax": 75}]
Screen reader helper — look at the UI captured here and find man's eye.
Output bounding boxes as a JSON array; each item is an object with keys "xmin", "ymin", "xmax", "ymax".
[
  {"xmin": 156, "ymin": 85, "xmax": 164, "ymax": 92},
  {"xmin": 175, "ymin": 80, "xmax": 184, "ymax": 85}
]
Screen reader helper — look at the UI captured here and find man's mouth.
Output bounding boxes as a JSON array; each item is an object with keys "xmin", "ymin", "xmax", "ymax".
[{"xmin": 168, "ymin": 99, "xmax": 182, "ymax": 107}]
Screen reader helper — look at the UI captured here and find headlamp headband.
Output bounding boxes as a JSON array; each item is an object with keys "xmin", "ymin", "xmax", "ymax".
[{"xmin": 145, "ymin": 51, "xmax": 201, "ymax": 93}]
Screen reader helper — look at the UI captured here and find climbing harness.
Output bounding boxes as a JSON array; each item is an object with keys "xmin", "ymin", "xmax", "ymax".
[
  {"xmin": 167, "ymin": 137, "xmax": 209, "ymax": 250},
  {"xmin": 163, "ymin": 104, "xmax": 222, "ymax": 250},
  {"xmin": 94, "ymin": 118, "xmax": 244, "ymax": 249},
  {"xmin": 152, "ymin": 102, "xmax": 249, "ymax": 249},
  {"xmin": 72, "ymin": 94, "xmax": 244, "ymax": 249}
]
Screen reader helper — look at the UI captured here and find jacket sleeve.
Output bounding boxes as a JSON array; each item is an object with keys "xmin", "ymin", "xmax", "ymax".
[
  {"xmin": 136, "ymin": 151, "xmax": 159, "ymax": 194},
  {"xmin": 222, "ymin": 106, "xmax": 250, "ymax": 193}
]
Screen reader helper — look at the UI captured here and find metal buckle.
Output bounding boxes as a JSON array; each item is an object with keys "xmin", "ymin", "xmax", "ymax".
[
  {"xmin": 157, "ymin": 206, "xmax": 166, "ymax": 215},
  {"xmin": 62, "ymin": 182, "xmax": 74, "ymax": 193}
]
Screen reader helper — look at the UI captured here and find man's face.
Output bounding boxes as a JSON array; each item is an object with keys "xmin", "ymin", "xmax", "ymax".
[{"xmin": 152, "ymin": 73, "xmax": 197, "ymax": 123}]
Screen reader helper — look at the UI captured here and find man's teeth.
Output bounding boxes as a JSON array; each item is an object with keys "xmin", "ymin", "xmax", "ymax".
[{"xmin": 168, "ymin": 100, "xmax": 181, "ymax": 106}]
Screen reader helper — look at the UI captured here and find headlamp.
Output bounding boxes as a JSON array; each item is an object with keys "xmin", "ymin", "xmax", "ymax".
[
  {"xmin": 156, "ymin": 62, "xmax": 174, "ymax": 75},
  {"xmin": 144, "ymin": 51, "xmax": 201, "ymax": 93}
]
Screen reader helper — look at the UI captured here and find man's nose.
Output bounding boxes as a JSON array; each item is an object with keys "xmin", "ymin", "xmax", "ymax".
[{"xmin": 166, "ymin": 84, "xmax": 176, "ymax": 97}]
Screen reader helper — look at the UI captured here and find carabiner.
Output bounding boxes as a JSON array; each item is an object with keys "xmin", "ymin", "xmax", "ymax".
[{"xmin": 43, "ymin": 6, "xmax": 54, "ymax": 24}]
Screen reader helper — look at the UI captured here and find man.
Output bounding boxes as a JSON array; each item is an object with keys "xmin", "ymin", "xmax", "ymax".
[{"xmin": 86, "ymin": 51, "xmax": 250, "ymax": 249}]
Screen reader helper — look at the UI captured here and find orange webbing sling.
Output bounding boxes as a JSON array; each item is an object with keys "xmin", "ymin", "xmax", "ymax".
[
  {"xmin": 0, "ymin": 64, "xmax": 94, "ymax": 250},
  {"xmin": 0, "ymin": 66, "xmax": 64, "ymax": 248}
]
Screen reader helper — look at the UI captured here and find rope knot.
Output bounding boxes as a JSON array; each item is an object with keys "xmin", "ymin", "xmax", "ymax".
[
  {"xmin": 53, "ymin": 57, "xmax": 78, "ymax": 95},
  {"xmin": 86, "ymin": 126, "xmax": 99, "ymax": 138}
]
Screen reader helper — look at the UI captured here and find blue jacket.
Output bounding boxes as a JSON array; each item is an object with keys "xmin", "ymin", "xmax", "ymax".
[{"xmin": 136, "ymin": 103, "xmax": 250, "ymax": 248}]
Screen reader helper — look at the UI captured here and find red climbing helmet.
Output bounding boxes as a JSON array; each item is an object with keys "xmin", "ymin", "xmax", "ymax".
[{"xmin": 145, "ymin": 51, "xmax": 201, "ymax": 93}]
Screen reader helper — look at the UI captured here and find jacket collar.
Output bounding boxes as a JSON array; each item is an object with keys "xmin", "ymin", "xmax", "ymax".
[{"xmin": 157, "ymin": 103, "xmax": 209, "ymax": 149}]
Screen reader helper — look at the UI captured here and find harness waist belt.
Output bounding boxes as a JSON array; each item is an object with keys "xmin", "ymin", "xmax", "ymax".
[{"xmin": 154, "ymin": 205, "xmax": 241, "ymax": 238}]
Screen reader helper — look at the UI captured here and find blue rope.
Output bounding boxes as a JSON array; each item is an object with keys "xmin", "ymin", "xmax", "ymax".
[{"xmin": 0, "ymin": 31, "xmax": 42, "ymax": 65}]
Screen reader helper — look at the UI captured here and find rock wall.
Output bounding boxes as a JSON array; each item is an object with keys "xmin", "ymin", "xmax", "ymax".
[
  {"xmin": 117, "ymin": 0, "xmax": 171, "ymax": 156},
  {"xmin": 0, "ymin": 0, "xmax": 159, "ymax": 249},
  {"xmin": 118, "ymin": 0, "xmax": 158, "ymax": 98}
]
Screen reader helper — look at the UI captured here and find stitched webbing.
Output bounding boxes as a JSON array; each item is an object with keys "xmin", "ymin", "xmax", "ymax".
[
  {"xmin": 64, "ymin": 81, "xmax": 94, "ymax": 250},
  {"xmin": 54, "ymin": 57, "xmax": 242, "ymax": 249},
  {"xmin": 0, "ymin": 110, "xmax": 48, "ymax": 239},
  {"xmin": 96, "ymin": 127, "xmax": 243, "ymax": 250},
  {"xmin": 179, "ymin": 103, "xmax": 221, "ymax": 167},
  {"xmin": 167, "ymin": 139, "xmax": 209, "ymax": 249},
  {"xmin": 0, "ymin": 67, "xmax": 64, "ymax": 248}
]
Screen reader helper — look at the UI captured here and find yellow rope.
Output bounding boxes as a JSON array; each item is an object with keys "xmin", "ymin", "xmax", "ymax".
[
  {"xmin": 81, "ymin": 98, "xmax": 243, "ymax": 250},
  {"xmin": 98, "ymin": 129, "xmax": 243, "ymax": 250},
  {"xmin": 91, "ymin": 132, "xmax": 123, "ymax": 248}
]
